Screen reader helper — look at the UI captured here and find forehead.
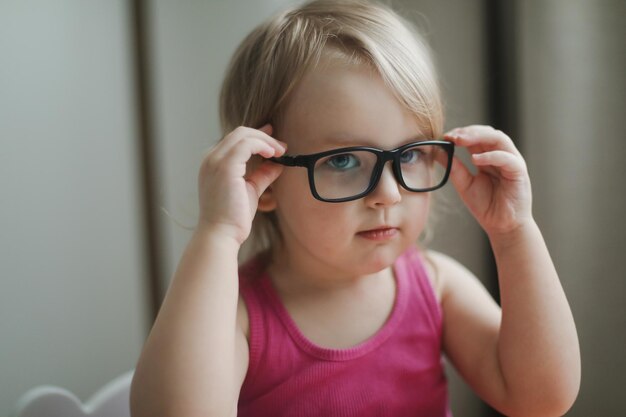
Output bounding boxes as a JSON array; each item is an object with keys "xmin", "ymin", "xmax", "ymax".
[{"xmin": 278, "ymin": 59, "xmax": 425, "ymax": 153}]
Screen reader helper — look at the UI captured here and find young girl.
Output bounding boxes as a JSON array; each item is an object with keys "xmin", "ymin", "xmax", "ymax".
[{"xmin": 130, "ymin": 1, "xmax": 580, "ymax": 416}]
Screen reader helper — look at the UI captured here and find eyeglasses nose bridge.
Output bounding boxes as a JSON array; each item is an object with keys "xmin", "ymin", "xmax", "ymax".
[{"xmin": 369, "ymin": 149, "xmax": 404, "ymax": 190}]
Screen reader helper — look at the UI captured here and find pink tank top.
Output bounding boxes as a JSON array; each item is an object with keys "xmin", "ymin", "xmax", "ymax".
[{"xmin": 238, "ymin": 246, "xmax": 451, "ymax": 417}]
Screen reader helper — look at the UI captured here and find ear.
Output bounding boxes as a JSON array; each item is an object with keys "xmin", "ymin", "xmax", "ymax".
[{"xmin": 257, "ymin": 186, "xmax": 277, "ymax": 212}]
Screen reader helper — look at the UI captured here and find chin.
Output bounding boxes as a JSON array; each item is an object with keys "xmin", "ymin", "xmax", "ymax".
[{"xmin": 358, "ymin": 245, "xmax": 404, "ymax": 273}]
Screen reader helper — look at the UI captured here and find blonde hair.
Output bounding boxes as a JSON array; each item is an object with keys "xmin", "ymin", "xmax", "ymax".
[{"xmin": 219, "ymin": 0, "xmax": 444, "ymax": 261}]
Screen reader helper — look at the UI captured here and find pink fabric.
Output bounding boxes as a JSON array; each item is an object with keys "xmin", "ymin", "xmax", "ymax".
[{"xmin": 238, "ymin": 246, "xmax": 451, "ymax": 417}]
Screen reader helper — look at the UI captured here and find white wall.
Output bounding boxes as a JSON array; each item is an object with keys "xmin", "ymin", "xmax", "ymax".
[
  {"xmin": 0, "ymin": 1, "xmax": 148, "ymax": 415},
  {"xmin": 148, "ymin": 0, "xmax": 302, "ymax": 291}
]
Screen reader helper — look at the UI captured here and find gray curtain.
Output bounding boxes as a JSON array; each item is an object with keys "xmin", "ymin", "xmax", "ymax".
[{"xmin": 519, "ymin": 1, "xmax": 626, "ymax": 415}]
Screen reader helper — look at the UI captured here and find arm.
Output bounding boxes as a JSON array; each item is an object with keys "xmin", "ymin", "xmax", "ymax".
[
  {"xmin": 130, "ymin": 232, "xmax": 245, "ymax": 417},
  {"xmin": 130, "ymin": 125, "xmax": 285, "ymax": 417},
  {"xmin": 440, "ymin": 126, "xmax": 580, "ymax": 417},
  {"xmin": 491, "ymin": 218, "xmax": 579, "ymax": 415}
]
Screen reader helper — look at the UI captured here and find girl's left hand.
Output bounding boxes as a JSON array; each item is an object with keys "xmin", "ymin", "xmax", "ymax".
[{"xmin": 444, "ymin": 125, "xmax": 533, "ymax": 237}]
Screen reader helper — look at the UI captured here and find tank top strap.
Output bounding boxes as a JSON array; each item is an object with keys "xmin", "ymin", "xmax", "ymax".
[{"xmin": 395, "ymin": 246, "xmax": 444, "ymax": 339}]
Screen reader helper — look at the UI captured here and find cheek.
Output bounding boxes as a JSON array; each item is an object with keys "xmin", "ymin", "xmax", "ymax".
[
  {"xmin": 279, "ymin": 193, "xmax": 355, "ymax": 235},
  {"xmin": 403, "ymin": 194, "xmax": 431, "ymax": 235},
  {"xmin": 273, "ymin": 174, "xmax": 356, "ymax": 240}
]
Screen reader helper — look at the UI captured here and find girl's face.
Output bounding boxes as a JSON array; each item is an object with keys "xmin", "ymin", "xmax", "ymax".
[{"xmin": 266, "ymin": 58, "xmax": 432, "ymax": 279}]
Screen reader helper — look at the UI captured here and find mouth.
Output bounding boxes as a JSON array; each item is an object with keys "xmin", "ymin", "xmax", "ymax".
[{"xmin": 356, "ymin": 226, "xmax": 399, "ymax": 241}]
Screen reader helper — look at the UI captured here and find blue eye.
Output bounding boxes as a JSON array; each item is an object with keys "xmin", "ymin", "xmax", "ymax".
[
  {"xmin": 399, "ymin": 149, "xmax": 421, "ymax": 164},
  {"xmin": 325, "ymin": 153, "xmax": 360, "ymax": 170}
]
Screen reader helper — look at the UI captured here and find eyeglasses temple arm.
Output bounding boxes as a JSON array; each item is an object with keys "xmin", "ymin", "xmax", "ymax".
[{"xmin": 268, "ymin": 155, "xmax": 306, "ymax": 167}]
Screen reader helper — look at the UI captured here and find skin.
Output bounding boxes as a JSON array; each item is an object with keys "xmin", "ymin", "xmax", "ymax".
[{"xmin": 130, "ymin": 58, "xmax": 581, "ymax": 417}]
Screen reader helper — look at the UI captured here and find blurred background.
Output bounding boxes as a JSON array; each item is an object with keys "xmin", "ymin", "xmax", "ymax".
[{"xmin": 1, "ymin": 0, "xmax": 624, "ymax": 416}]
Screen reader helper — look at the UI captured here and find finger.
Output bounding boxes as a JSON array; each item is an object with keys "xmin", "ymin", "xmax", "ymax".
[
  {"xmin": 472, "ymin": 150, "xmax": 526, "ymax": 180},
  {"xmin": 228, "ymin": 137, "xmax": 285, "ymax": 165},
  {"xmin": 444, "ymin": 125, "xmax": 520, "ymax": 156},
  {"xmin": 246, "ymin": 160, "xmax": 284, "ymax": 199},
  {"xmin": 253, "ymin": 123, "xmax": 288, "ymax": 152},
  {"xmin": 256, "ymin": 124, "xmax": 289, "ymax": 154},
  {"xmin": 214, "ymin": 126, "xmax": 286, "ymax": 160},
  {"xmin": 210, "ymin": 138, "xmax": 281, "ymax": 182},
  {"xmin": 448, "ymin": 156, "xmax": 474, "ymax": 194}
]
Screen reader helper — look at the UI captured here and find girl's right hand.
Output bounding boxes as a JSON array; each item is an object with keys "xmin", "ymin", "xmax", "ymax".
[{"xmin": 196, "ymin": 124, "xmax": 286, "ymax": 245}]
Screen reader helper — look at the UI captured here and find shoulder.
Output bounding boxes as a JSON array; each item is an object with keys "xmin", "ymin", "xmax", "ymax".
[
  {"xmin": 419, "ymin": 249, "xmax": 480, "ymax": 303},
  {"xmin": 422, "ymin": 249, "xmax": 501, "ymax": 339}
]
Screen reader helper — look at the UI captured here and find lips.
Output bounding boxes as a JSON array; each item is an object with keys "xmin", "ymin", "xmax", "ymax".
[{"xmin": 356, "ymin": 227, "xmax": 399, "ymax": 241}]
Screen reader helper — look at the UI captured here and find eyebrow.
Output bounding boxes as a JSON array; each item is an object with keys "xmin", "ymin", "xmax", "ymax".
[{"xmin": 319, "ymin": 133, "xmax": 430, "ymax": 148}]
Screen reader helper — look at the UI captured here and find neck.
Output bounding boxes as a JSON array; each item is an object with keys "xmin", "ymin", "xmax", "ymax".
[{"xmin": 267, "ymin": 241, "xmax": 393, "ymax": 296}]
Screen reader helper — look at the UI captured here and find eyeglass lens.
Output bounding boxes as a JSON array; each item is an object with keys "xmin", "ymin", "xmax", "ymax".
[{"xmin": 312, "ymin": 144, "xmax": 449, "ymax": 200}]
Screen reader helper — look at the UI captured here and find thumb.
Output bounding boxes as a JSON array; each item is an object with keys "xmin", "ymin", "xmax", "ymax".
[
  {"xmin": 246, "ymin": 160, "xmax": 284, "ymax": 199},
  {"xmin": 448, "ymin": 156, "xmax": 474, "ymax": 195}
]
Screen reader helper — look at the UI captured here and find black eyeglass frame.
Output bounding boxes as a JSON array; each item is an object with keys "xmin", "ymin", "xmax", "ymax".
[{"xmin": 270, "ymin": 140, "xmax": 455, "ymax": 203}]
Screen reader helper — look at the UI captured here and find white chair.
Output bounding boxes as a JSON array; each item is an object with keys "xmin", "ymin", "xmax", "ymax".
[{"xmin": 11, "ymin": 370, "xmax": 134, "ymax": 417}]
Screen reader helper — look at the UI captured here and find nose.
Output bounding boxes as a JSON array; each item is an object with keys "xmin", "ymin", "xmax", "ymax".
[{"xmin": 364, "ymin": 162, "xmax": 402, "ymax": 207}]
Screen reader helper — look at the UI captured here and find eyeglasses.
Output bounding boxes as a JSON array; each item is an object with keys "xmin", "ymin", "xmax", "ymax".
[{"xmin": 270, "ymin": 140, "xmax": 454, "ymax": 203}]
